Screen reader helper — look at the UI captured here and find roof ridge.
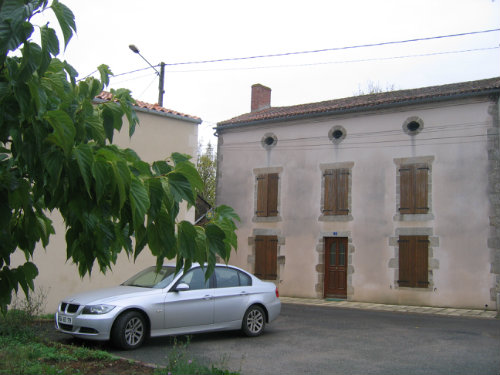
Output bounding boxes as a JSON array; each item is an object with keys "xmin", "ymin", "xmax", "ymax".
[{"xmin": 218, "ymin": 76, "xmax": 500, "ymax": 127}]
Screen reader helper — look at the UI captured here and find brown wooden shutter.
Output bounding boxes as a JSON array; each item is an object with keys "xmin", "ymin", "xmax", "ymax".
[
  {"xmin": 415, "ymin": 236, "xmax": 429, "ymax": 287},
  {"xmin": 398, "ymin": 237, "xmax": 412, "ymax": 287},
  {"xmin": 254, "ymin": 235, "xmax": 277, "ymax": 280},
  {"xmin": 398, "ymin": 235, "xmax": 429, "ymax": 288},
  {"xmin": 336, "ymin": 169, "xmax": 350, "ymax": 215},
  {"xmin": 399, "ymin": 166, "xmax": 413, "ymax": 214},
  {"xmin": 254, "ymin": 237, "xmax": 265, "ymax": 278},
  {"xmin": 415, "ymin": 165, "xmax": 429, "ymax": 214},
  {"xmin": 267, "ymin": 173, "xmax": 279, "ymax": 217},
  {"xmin": 256, "ymin": 174, "xmax": 268, "ymax": 217},
  {"xmin": 323, "ymin": 169, "xmax": 335, "ymax": 214}
]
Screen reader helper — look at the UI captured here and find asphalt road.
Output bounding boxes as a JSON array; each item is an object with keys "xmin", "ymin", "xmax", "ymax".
[{"xmin": 104, "ymin": 303, "xmax": 500, "ymax": 375}]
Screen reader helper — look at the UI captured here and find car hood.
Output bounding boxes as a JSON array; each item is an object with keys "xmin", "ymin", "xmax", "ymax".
[{"xmin": 63, "ymin": 286, "xmax": 160, "ymax": 306}]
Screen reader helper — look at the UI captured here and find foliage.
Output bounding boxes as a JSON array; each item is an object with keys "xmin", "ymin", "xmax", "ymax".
[
  {"xmin": 196, "ymin": 141, "xmax": 216, "ymax": 206},
  {"xmin": 0, "ymin": 0, "xmax": 239, "ymax": 313},
  {"xmin": 157, "ymin": 336, "xmax": 239, "ymax": 375}
]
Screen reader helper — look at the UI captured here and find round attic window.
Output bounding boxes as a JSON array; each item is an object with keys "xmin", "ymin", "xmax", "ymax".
[
  {"xmin": 261, "ymin": 133, "xmax": 277, "ymax": 149},
  {"xmin": 328, "ymin": 126, "xmax": 347, "ymax": 144},
  {"xmin": 403, "ymin": 116, "xmax": 424, "ymax": 135}
]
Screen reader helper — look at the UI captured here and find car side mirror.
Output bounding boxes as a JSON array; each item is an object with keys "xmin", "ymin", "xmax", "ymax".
[{"xmin": 175, "ymin": 283, "xmax": 190, "ymax": 292}]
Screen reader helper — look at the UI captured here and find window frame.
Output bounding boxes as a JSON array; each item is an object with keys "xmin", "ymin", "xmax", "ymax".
[{"xmin": 319, "ymin": 162, "xmax": 354, "ymax": 222}]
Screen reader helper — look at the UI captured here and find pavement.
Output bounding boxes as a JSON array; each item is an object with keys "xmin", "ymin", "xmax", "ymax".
[{"xmin": 279, "ymin": 296, "xmax": 499, "ymax": 319}]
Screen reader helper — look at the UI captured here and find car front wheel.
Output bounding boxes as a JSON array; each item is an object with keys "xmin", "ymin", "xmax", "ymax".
[
  {"xmin": 242, "ymin": 305, "xmax": 266, "ymax": 337},
  {"xmin": 111, "ymin": 311, "xmax": 147, "ymax": 350}
]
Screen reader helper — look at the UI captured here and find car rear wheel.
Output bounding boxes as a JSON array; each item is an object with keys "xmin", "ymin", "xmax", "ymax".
[
  {"xmin": 111, "ymin": 311, "xmax": 147, "ymax": 350},
  {"xmin": 242, "ymin": 305, "xmax": 266, "ymax": 337}
]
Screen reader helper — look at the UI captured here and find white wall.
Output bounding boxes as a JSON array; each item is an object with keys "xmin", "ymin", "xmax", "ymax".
[{"xmin": 217, "ymin": 98, "xmax": 495, "ymax": 309}]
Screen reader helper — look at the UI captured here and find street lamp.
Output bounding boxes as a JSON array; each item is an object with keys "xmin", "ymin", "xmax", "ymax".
[{"xmin": 129, "ymin": 44, "xmax": 165, "ymax": 107}]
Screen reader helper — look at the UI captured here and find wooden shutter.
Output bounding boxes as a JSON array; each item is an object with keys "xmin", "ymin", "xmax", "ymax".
[
  {"xmin": 398, "ymin": 237, "xmax": 412, "ymax": 287},
  {"xmin": 398, "ymin": 235, "xmax": 429, "ymax": 288},
  {"xmin": 399, "ymin": 166, "xmax": 413, "ymax": 214},
  {"xmin": 254, "ymin": 235, "xmax": 277, "ymax": 280},
  {"xmin": 415, "ymin": 236, "xmax": 429, "ymax": 287},
  {"xmin": 336, "ymin": 169, "xmax": 349, "ymax": 215},
  {"xmin": 415, "ymin": 165, "xmax": 429, "ymax": 214},
  {"xmin": 256, "ymin": 174, "xmax": 268, "ymax": 217},
  {"xmin": 323, "ymin": 170, "xmax": 335, "ymax": 214},
  {"xmin": 267, "ymin": 173, "xmax": 279, "ymax": 217}
]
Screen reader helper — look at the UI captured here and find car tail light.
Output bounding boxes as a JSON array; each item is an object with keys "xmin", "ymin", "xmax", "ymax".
[{"xmin": 275, "ymin": 287, "xmax": 279, "ymax": 298}]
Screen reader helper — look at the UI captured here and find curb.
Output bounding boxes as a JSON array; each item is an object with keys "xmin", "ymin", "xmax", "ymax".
[{"xmin": 280, "ymin": 297, "xmax": 498, "ymax": 319}]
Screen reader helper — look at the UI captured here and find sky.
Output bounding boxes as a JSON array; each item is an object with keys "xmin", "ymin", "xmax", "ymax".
[{"xmin": 33, "ymin": 0, "xmax": 500, "ymax": 146}]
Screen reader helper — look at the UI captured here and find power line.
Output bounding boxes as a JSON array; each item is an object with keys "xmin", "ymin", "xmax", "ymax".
[
  {"xmin": 162, "ymin": 28, "xmax": 500, "ymax": 67},
  {"xmin": 165, "ymin": 46, "xmax": 499, "ymax": 74}
]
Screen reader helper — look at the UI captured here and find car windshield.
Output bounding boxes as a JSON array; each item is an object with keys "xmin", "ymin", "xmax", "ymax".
[{"xmin": 121, "ymin": 266, "xmax": 178, "ymax": 288}]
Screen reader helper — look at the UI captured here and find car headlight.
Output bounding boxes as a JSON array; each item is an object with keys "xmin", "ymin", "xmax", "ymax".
[{"xmin": 82, "ymin": 304, "xmax": 115, "ymax": 315}]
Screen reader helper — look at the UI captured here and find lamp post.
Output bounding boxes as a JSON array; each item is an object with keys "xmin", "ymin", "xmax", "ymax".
[{"xmin": 129, "ymin": 44, "xmax": 165, "ymax": 107}]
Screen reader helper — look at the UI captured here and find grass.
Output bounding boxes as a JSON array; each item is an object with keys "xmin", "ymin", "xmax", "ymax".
[{"xmin": 0, "ymin": 306, "xmax": 239, "ymax": 375}]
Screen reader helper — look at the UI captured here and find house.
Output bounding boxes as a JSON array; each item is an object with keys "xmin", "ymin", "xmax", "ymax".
[
  {"xmin": 215, "ymin": 78, "xmax": 500, "ymax": 310},
  {"xmin": 14, "ymin": 94, "xmax": 201, "ymax": 312}
]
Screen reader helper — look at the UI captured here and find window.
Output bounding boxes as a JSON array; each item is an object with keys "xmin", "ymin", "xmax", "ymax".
[
  {"xmin": 256, "ymin": 173, "xmax": 279, "ymax": 217},
  {"xmin": 328, "ymin": 125, "xmax": 347, "ymax": 144},
  {"xmin": 403, "ymin": 116, "xmax": 424, "ymax": 136},
  {"xmin": 398, "ymin": 236, "xmax": 429, "ymax": 288},
  {"xmin": 215, "ymin": 267, "xmax": 252, "ymax": 288},
  {"xmin": 399, "ymin": 164, "xmax": 429, "ymax": 215},
  {"xmin": 254, "ymin": 235, "xmax": 278, "ymax": 280},
  {"xmin": 323, "ymin": 169, "xmax": 349, "ymax": 215},
  {"xmin": 177, "ymin": 268, "xmax": 210, "ymax": 290}
]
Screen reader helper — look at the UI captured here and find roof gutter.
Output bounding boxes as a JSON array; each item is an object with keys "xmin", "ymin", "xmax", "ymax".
[{"xmin": 215, "ymin": 88, "xmax": 500, "ymax": 133}]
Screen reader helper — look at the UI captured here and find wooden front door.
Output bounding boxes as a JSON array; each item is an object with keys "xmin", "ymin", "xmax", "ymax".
[{"xmin": 324, "ymin": 237, "xmax": 348, "ymax": 298}]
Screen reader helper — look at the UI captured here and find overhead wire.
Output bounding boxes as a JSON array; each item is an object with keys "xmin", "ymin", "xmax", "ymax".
[{"xmin": 98, "ymin": 28, "xmax": 500, "ymax": 79}]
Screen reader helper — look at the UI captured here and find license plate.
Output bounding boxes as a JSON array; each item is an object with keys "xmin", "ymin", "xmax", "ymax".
[{"xmin": 58, "ymin": 315, "xmax": 72, "ymax": 325}]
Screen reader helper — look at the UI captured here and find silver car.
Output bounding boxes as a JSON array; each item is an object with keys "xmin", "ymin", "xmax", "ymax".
[{"xmin": 55, "ymin": 263, "xmax": 281, "ymax": 349}]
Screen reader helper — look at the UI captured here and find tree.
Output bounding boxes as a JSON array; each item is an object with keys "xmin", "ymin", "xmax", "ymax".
[
  {"xmin": 0, "ymin": 0, "xmax": 239, "ymax": 313},
  {"xmin": 196, "ymin": 141, "xmax": 216, "ymax": 206},
  {"xmin": 355, "ymin": 80, "xmax": 396, "ymax": 95}
]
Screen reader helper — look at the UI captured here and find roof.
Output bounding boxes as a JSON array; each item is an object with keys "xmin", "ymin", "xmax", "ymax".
[
  {"xmin": 95, "ymin": 91, "xmax": 202, "ymax": 124},
  {"xmin": 217, "ymin": 77, "xmax": 500, "ymax": 128}
]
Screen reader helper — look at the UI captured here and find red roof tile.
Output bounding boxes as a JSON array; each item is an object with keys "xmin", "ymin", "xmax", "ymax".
[
  {"xmin": 218, "ymin": 77, "xmax": 500, "ymax": 127},
  {"xmin": 95, "ymin": 91, "xmax": 201, "ymax": 123}
]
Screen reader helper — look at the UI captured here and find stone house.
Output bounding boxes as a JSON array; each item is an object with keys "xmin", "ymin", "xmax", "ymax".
[
  {"xmin": 14, "ymin": 94, "xmax": 201, "ymax": 312},
  {"xmin": 215, "ymin": 77, "xmax": 500, "ymax": 310}
]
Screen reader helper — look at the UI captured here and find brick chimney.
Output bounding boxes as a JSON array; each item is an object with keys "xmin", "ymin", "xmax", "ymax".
[{"xmin": 251, "ymin": 84, "xmax": 271, "ymax": 112}]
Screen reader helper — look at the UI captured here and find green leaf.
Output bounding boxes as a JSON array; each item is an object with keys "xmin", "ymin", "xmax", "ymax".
[
  {"xmin": 72, "ymin": 143, "xmax": 93, "ymax": 196},
  {"xmin": 44, "ymin": 109, "xmax": 76, "ymax": 156},
  {"xmin": 97, "ymin": 64, "xmax": 112, "ymax": 87},
  {"xmin": 50, "ymin": 0, "xmax": 76, "ymax": 49},
  {"xmin": 91, "ymin": 160, "xmax": 109, "ymax": 203},
  {"xmin": 177, "ymin": 221, "xmax": 197, "ymax": 265},
  {"xmin": 129, "ymin": 177, "xmax": 150, "ymax": 228},
  {"xmin": 167, "ymin": 172, "xmax": 195, "ymax": 205}
]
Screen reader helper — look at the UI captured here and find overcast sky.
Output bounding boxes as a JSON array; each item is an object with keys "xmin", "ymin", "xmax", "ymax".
[{"xmin": 34, "ymin": 0, "xmax": 500, "ymax": 145}]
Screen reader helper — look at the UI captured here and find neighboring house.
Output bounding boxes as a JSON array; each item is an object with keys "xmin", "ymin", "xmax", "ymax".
[
  {"xmin": 215, "ymin": 78, "xmax": 500, "ymax": 310},
  {"xmin": 14, "ymin": 93, "xmax": 201, "ymax": 312}
]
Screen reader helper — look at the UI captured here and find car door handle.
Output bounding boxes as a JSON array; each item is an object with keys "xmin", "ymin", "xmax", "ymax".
[
  {"xmin": 240, "ymin": 291, "xmax": 247, "ymax": 295},
  {"xmin": 203, "ymin": 295, "xmax": 212, "ymax": 300}
]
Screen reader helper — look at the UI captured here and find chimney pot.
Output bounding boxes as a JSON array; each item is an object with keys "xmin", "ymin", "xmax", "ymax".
[{"xmin": 251, "ymin": 84, "xmax": 271, "ymax": 112}]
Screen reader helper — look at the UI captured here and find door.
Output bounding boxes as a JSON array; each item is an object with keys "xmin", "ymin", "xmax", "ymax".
[
  {"xmin": 324, "ymin": 237, "xmax": 348, "ymax": 298},
  {"xmin": 164, "ymin": 267, "xmax": 214, "ymax": 329}
]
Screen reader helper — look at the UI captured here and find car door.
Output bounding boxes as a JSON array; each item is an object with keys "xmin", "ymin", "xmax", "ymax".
[
  {"xmin": 213, "ymin": 267, "xmax": 251, "ymax": 325},
  {"xmin": 164, "ymin": 267, "xmax": 214, "ymax": 329}
]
